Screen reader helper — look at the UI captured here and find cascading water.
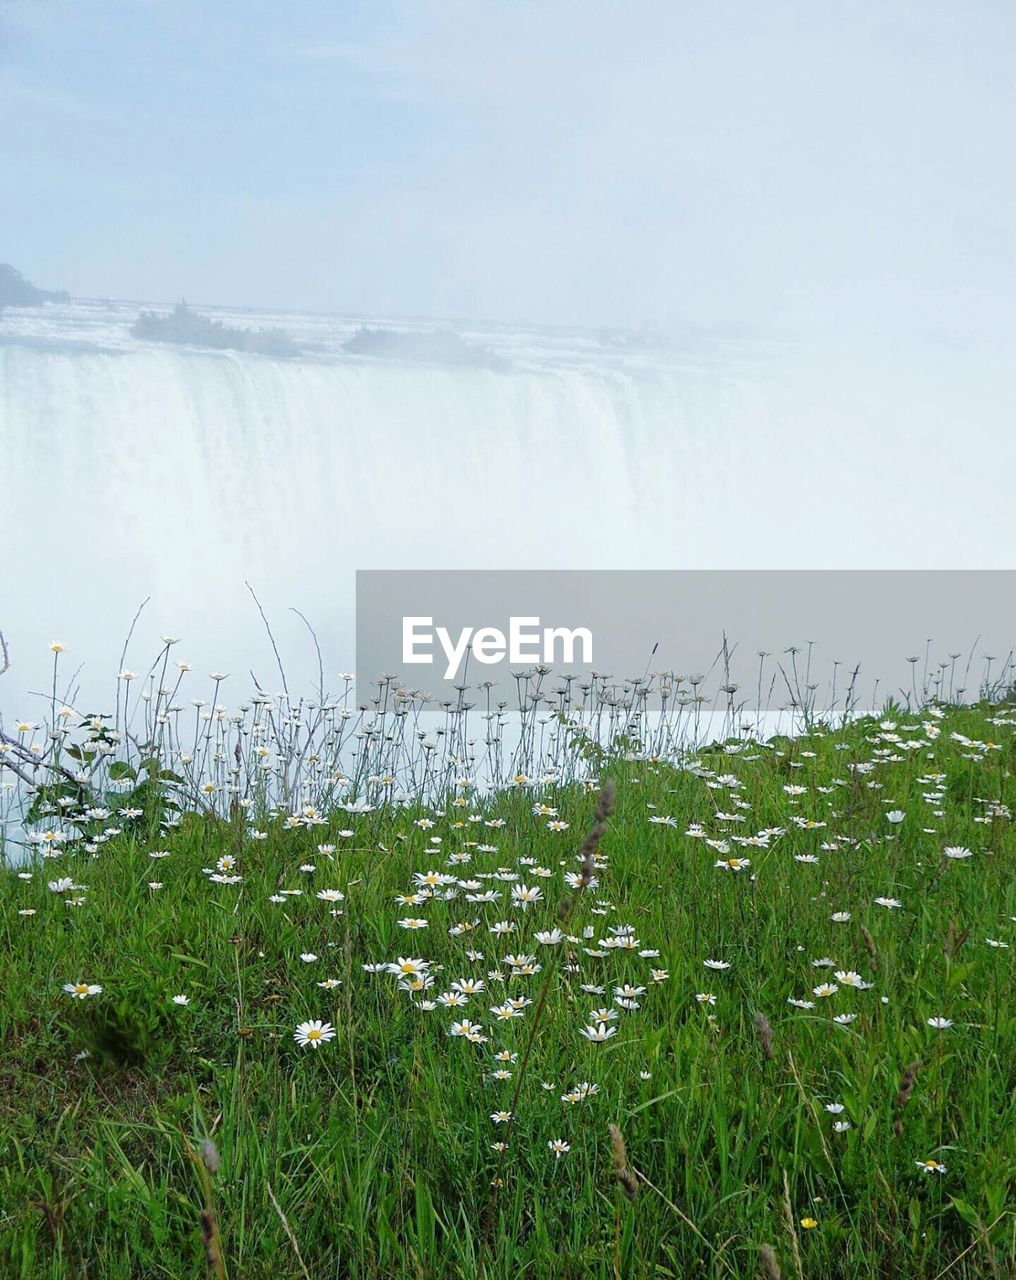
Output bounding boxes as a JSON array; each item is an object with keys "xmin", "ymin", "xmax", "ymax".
[{"xmin": 0, "ymin": 298, "xmax": 782, "ymax": 705}]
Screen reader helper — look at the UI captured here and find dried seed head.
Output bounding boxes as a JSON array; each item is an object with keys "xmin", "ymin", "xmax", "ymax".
[
  {"xmin": 759, "ymin": 1243, "xmax": 782, "ymax": 1280},
  {"xmin": 944, "ymin": 921, "xmax": 971, "ymax": 958},
  {"xmin": 595, "ymin": 779, "xmax": 616, "ymax": 823},
  {"xmin": 895, "ymin": 1060, "xmax": 921, "ymax": 1108},
  {"xmin": 569, "ymin": 782, "xmax": 617, "ymax": 903},
  {"xmin": 754, "ymin": 1012, "xmax": 775, "ymax": 1061},
  {"xmin": 577, "ymin": 823, "xmax": 605, "ymax": 875},
  {"xmin": 608, "ymin": 1122, "xmax": 627, "ymax": 1169},
  {"xmin": 608, "ymin": 1123, "xmax": 638, "ymax": 1201},
  {"xmin": 893, "ymin": 1061, "xmax": 921, "ymax": 1137},
  {"xmin": 200, "ymin": 1209, "xmax": 222, "ymax": 1269},
  {"xmin": 200, "ymin": 1139, "xmax": 221, "ymax": 1174},
  {"xmin": 860, "ymin": 924, "xmax": 878, "ymax": 972}
]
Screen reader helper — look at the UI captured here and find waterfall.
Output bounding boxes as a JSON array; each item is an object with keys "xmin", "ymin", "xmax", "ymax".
[{"xmin": 0, "ymin": 301, "xmax": 774, "ymax": 704}]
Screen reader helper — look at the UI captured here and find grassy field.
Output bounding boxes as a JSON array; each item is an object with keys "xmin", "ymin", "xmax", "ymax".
[{"xmin": 1, "ymin": 702, "xmax": 1013, "ymax": 1279}]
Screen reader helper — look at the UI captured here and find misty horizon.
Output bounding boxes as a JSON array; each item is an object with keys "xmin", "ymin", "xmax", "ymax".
[
  {"xmin": 3, "ymin": 2, "xmax": 1016, "ymax": 341},
  {"xmin": 1, "ymin": 263, "xmax": 790, "ymax": 342}
]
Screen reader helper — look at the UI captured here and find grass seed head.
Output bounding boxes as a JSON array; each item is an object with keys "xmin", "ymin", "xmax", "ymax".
[
  {"xmin": 944, "ymin": 920, "xmax": 971, "ymax": 958},
  {"xmin": 595, "ymin": 778, "xmax": 616, "ymax": 823},
  {"xmin": 608, "ymin": 1123, "xmax": 638, "ymax": 1201},
  {"xmin": 199, "ymin": 1208, "xmax": 225, "ymax": 1277},
  {"xmin": 200, "ymin": 1139, "xmax": 221, "ymax": 1174},
  {"xmin": 893, "ymin": 1060, "xmax": 922, "ymax": 1136},
  {"xmin": 860, "ymin": 924, "xmax": 878, "ymax": 971},
  {"xmin": 754, "ymin": 1011, "xmax": 775, "ymax": 1061}
]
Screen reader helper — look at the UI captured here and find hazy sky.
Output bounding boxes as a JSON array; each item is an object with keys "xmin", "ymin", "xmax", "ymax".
[{"xmin": 1, "ymin": 0, "xmax": 1015, "ymax": 331}]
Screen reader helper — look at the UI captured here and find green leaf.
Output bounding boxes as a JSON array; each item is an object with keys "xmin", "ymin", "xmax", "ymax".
[{"xmin": 949, "ymin": 1198, "xmax": 980, "ymax": 1230}]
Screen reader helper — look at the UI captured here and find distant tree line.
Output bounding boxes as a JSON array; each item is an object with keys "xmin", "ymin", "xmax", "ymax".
[
  {"xmin": 0, "ymin": 263, "xmax": 70, "ymax": 309},
  {"xmin": 131, "ymin": 301, "xmax": 299, "ymax": 357}
]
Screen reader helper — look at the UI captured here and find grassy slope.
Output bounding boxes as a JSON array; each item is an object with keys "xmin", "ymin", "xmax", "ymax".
[{"xmin": 1, "ymin": 704, "xmax": 1013, "ymax": 1279}]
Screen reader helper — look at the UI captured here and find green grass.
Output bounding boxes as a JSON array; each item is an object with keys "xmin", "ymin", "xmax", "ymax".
[{"xmin": 1, "ymin": 702, "xmax": 1013, "ymax": 1279}]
